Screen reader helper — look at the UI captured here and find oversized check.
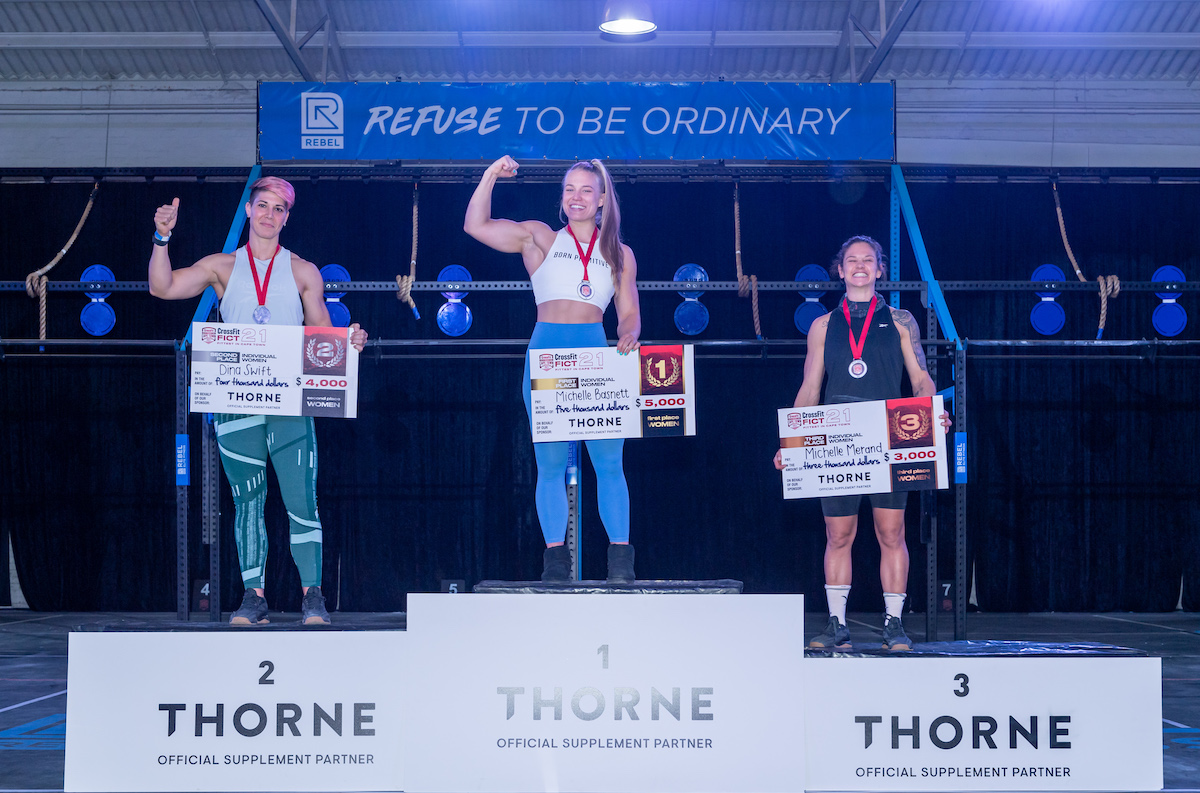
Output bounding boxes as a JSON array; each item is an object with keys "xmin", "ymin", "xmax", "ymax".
[
  {"xmin": 778, "ymin": 396, "xmax": 947, "ymax": 499},
  {"xmin": 190, "ymin": 322, "xmax": 358, "ymax": 418},
  {"xmin": 528, "ymin": 344, "xmax": 696, "ymax": 442}
]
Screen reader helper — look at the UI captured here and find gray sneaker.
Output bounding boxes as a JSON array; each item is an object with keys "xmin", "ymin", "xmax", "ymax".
[
  {"xmin": 809, "ymin": 616, "xmax": 851, "ymax": 650},
  {"xmin": 229, "ymin": 590, "xmax": 269, "ymax": 626},
  {"xmin": 882, "ymin": 615, "xmax": 912, "ymax": 651},
  {"xmin": 301, "ymin": 586, "xmax": 331, "ymax": 626}
]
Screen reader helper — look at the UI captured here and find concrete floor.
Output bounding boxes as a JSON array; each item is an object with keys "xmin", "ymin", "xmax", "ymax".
[{"xmin": 1, "ymin": 609, "xmax": 1197, "ymax": 792}]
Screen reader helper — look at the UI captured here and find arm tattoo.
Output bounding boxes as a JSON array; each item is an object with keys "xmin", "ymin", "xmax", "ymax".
[{"xmin": 894, "ymin": 309, "xmax": 929, "ymax": 373}]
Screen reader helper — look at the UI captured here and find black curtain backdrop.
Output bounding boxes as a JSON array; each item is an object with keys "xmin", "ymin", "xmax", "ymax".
[{"xmin": 1, "ymin": 177, "xmax": 1197, "ymax": 613}]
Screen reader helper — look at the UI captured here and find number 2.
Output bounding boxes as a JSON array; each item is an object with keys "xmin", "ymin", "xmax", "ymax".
[{"xmin": 259, "ymin": 660, "xmax": 275, "ymax": 685}]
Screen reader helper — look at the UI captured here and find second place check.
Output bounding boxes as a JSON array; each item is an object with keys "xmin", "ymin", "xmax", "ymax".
[
  {"xmin": 528, "ymin": 344, "xmax": 696, "ymax": 442},
  {"xmin": 189, "ymin": 322, "xmax": 359, "ymax": 418}
]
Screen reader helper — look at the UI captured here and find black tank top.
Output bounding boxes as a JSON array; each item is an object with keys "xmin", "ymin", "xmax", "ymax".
[{"xmin": 823, "ymin": 295, "xmax": 904, "ymax": 404}]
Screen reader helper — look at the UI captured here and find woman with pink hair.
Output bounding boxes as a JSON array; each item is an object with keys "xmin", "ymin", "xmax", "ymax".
[{"xmin": 149, "ymin": 176, "xmax": 367, "ymax": 626}]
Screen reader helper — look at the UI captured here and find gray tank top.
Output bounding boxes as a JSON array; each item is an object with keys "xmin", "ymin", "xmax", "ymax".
[{"xmin": 220, "ymin": 245, "xmax": 305, "ymax": 325}]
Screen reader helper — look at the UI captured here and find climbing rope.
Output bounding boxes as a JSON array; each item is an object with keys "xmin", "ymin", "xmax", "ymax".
[
  {"xmin": 1096, "ymin": 274, "xmax": 1121, "ymax": 335},
  {"xmin": 732, "ymin": 183, "xmax": 762, "ymax": 339},
  {"xmin": 1053, "ymin": 182, "xmax": 1120, "ymax": 339},
  {"xmin": 395, "ymin": 182, "xmax": 420, "ymax": 319},
  {"xmin": 24, "ymin": 182, "xmax": 100, "ymax": 339}
]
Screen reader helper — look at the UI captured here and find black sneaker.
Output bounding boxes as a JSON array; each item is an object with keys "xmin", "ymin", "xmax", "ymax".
[
  {"xmin": 541, "ymin": 545, "xmax": 571, "ymax": 583},
  {"xmin": 808, "ymin": 616, "xmax": 851, "ymax": 650},
  {"xmin": 882, "ymin": 615, "xmax": 912, "ymax": 651},
  {"xmin": 301, "ymin": 586, "xmax": 331, "ymax": 625},
  {"xmin": 229, "ymin": 590, "xmax": 269, "ymax": 626},
  {"xmin": 606, "ymin": 543, "xmax": 635, "ymax": 584}
]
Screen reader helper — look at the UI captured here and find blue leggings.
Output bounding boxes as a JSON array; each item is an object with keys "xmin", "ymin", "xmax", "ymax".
[{"xmin": 523, "ymin": 322, "xmax": 630, "ymax": 545}]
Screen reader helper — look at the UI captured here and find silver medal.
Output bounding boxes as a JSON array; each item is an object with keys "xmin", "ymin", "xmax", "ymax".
[
  {"xmin": 848, "ymin": 358, "xmax": 868, "ymax": 379},
  {"xmin": 253, "ymin": 305, "xmax": 271, "ymax": 324}
]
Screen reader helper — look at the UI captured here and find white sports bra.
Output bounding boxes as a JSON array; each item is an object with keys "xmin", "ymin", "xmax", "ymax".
[{"xmin": 530, "ymin": 228, "xmax": 617, "ymax": 312}]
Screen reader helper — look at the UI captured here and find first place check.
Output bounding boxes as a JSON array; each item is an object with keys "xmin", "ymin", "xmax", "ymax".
[
  {"xmin": 189, "ymin": 322, "xmax": 359, "ymax": 418},
  {"xmin": 528, "ymin": 344, "xmax": 696, "ymax": 442}
]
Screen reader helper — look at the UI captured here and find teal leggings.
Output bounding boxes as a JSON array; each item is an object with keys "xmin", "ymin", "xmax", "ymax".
[{"xmin": 214, "ymin": 414, "xmax": 322, "ymax": 589}]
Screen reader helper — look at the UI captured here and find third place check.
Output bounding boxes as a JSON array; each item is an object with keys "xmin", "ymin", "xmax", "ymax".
[
  {"xmin": 528, "ymin": 344, "xmax": 696, "ymax": 442},
  {"xmin": 778, "ymin": 395, "xmax": 947, "ymax": 499}
]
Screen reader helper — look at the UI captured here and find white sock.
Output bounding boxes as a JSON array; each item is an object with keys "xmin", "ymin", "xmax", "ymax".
[
  {"xmin": 883, "ymin": 592, "xmax": 907, "ymax": 619},
  {"xmin": 825, "ymin": 585, "xmax": 851, "ymax": 623}
]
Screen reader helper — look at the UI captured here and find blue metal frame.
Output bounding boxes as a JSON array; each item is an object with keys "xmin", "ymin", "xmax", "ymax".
[
  {"xmin": 179, "ymin": 165, "xmax": 262, "ymax": 346},
  {"xmin": 889, "ymin": 180, "xmax": 901, "ymax": 308},
  {"xmin": 891, "ymin": 164, "xmax": 961, "ymax": 349},
  {"xmin": 566, "ymin": 440, "xmax": 582, "ymax": 581}
]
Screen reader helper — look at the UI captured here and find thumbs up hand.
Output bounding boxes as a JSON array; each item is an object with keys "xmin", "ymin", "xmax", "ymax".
[{"xmin": 155, "ymin": 197, "xmax": 180, "ymax": 236}]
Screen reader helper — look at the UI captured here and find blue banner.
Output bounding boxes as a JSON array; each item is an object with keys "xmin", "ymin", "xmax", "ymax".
[
  {"xmin": 175, "ymin": 434, "xmax": 190, "ymax": 486},
  {"xmin": 259, "ymin": 82, "xmax": 893, "ymax": 163}
]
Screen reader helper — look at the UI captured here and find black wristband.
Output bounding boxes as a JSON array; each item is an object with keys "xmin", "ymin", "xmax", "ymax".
[{"xmin": 153, "ymin": 235, "xmax": 169, "ymax": 246}]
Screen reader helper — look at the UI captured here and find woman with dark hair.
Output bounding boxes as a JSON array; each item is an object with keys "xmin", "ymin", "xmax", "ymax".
[
  {"xmin": 775, "ymin": 235, "xmax": 948, "ymax": 651},
  {"xmin": 149, "ymin": 176, "xmax": 367, "ymax": 626},
  {"xmin": 465, "ymin": 156, "xmax": 642, "ymax": 583}
]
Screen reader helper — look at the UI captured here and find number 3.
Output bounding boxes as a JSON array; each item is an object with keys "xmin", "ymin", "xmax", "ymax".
[{"xmin": 953, "ymin": 673, "xmax": 969, "ymax": 697}]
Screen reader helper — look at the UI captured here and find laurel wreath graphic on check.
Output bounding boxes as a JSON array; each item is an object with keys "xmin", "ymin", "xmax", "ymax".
[
  {"xmin": 643, "ymin": 355, "xmax": 681, "ymax": 388},
  {"xmin": 305, "ymin": 337, "xmax": 347, "ymax": 369},
  {"xmin": 888, "ymin": 408, "xmax": 932, "ymax": 442}
]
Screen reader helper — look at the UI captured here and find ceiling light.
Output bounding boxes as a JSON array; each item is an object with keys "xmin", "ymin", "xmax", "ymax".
[{"xmin": 599, "ymin": 0, "xmax": 657, "ymax": 35}]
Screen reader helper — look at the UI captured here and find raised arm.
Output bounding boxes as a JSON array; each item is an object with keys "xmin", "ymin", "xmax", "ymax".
[
  {"xmin": 613, "ymin": 244, "xmax": 641, "ymax": 354},
  {"xmin": 147, "ymin": 197, "xmax": 226, "ymax": 300},
  {"xmin": 463, "ymin": 156, "xmax": 551, "ymax": 263},
  {"xmin": 891, "ymin": 308, "xmax": 936, "ymax": 398}
]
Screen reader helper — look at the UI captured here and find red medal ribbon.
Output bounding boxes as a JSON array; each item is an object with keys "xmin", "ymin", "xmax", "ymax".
[
  {"xmin": 248, "ymin": 244, "xmax": 281, "ymax": 308},
  {"xmin": 842, "ymin": 295, "xmax": 878, "ymax": 362},
  {"xmin": 566, "ymin": 225, "xmax": 598, "ymax": 283}
]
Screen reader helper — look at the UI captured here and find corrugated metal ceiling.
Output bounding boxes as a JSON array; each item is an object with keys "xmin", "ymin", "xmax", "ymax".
[{"xmin": 0, "ymin": 0, "xmax": 1198, "ymax": 83}]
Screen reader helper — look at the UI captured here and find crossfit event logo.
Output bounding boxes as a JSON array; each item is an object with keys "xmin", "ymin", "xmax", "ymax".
[
  {"xmin": 301, "ymin": 92, "xmax": 344, "ymax": 150},
  {"xmin": 200, "ymin": 326, "xmax": 217, "ymax": 344}
]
